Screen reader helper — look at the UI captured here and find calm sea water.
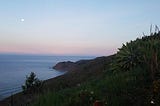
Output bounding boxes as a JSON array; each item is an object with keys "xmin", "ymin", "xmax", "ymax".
[{"xmin": 0, "ymin": 54, "xmax": 94, "ymax": 100}]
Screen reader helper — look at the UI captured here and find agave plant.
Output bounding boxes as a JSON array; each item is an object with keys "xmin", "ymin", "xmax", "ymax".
[
  {"xmin": 111, "ymin": 27, "xmax": 160, "ymax": 105},
  {"xmin": 113, "ymin": 30, "xmax": 160, "ymax": 75},
  {"xmin": 115, "ymin": 41, "xmax": 142, "ymax": 71}
]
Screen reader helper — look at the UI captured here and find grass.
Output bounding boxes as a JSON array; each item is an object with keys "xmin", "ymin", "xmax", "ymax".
[{"xmin": 31, "ymin": 65, "xmax": 152, "ymax": 106}]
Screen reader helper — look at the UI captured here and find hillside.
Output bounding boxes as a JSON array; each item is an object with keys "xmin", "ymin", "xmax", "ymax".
[
  {"xmin": 1, "ymin": 31, "xmax": 160, "ymax": 106},
  {"xmin": 45, "ymin": 56, "xmax": 114, "ymax": 91},
  {"xmin": 31, "ymin": 31, "xmax": 160, "ymax": 106},
  {"xmin": 0, "ymin": 55, "xmax": 114, "ymax": 106}
]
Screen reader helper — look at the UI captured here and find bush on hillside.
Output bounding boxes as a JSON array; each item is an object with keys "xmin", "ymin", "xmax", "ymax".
[
  {"xmin": 22, "ymin": 72, "xmax": 43, "ymax": 94},
  {"xmin": 114, "ymin": 30, "xmax": 160, "ymax": 79},
  {"xmin": 112, "ymin": 27, "xmax": 160, "ymax": 105}
]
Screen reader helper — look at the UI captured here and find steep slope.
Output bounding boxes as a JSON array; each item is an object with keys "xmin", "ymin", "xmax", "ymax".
[{"xmin": 32, "ymin": 31, "xmax": 160, "ymax": 106}]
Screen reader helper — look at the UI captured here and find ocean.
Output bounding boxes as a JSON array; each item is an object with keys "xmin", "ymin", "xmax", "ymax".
[{"xmin": 0, "ymin": 54, "xmax": 94, "ymax": 101}]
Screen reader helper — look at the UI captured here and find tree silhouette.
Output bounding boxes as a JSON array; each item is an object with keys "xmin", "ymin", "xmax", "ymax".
[{"xmin": 22, "ymin": 72, "xmax": 43, "ymax": 94}]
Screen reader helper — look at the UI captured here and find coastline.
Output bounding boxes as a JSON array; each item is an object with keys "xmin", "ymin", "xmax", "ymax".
[
  {"xmin": 0, "ymin": 55, "xmax": 114, "ymax": 106},
  {"xmin": 0, "ymin": 72, "xmax": 66, "ymax": 106},
  {"xmin": 0, "ymin": 55, "xmax": 93, "ymax": 102},
  {"xmin": 0, "ymin": 70, "xmax": 65, "ymax": 101}
]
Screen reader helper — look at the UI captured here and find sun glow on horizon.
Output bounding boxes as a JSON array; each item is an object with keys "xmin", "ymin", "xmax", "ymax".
[{"xmin": 0, "ymin": 43, "xmax": 118, "ymax": 56}]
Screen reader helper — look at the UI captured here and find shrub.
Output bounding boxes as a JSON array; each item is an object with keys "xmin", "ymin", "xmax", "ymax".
[{"xmin": 22, "ymin": 72, "xmax": 43, "ymax": 94}]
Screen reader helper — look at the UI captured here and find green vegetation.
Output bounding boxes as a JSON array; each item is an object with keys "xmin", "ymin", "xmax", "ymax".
[
  {"xmin": 31, "ymin": 30, "xmax": 160, "ymax": 105},
  {"xmin": 32, "ymin": 67, "xmax": 150, "ymax": 106},
  {"xmin": 22, "ymin": 72, "xmax": 43, "ymax": 94}
]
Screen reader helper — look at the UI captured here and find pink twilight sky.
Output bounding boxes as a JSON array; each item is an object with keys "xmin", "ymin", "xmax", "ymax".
[{"xmin": 0, "ymin": 0, "xmax": 160, "ymax": 56}]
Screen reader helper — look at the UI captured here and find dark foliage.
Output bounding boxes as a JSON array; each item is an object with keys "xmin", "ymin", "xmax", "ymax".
[{"xmin": 22, "ymin": 72, "xmax": 43, "ymax": 94}]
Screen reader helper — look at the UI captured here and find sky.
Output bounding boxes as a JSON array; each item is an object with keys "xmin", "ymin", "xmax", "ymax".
[{"xmin": 0, "ymin": 0, "xmax": 160, "ymax": 56}]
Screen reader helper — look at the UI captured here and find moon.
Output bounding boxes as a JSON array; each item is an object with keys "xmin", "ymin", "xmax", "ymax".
[{"xmin": 20, "ymin": 18, "xmax": 25, "ymax": 22}]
